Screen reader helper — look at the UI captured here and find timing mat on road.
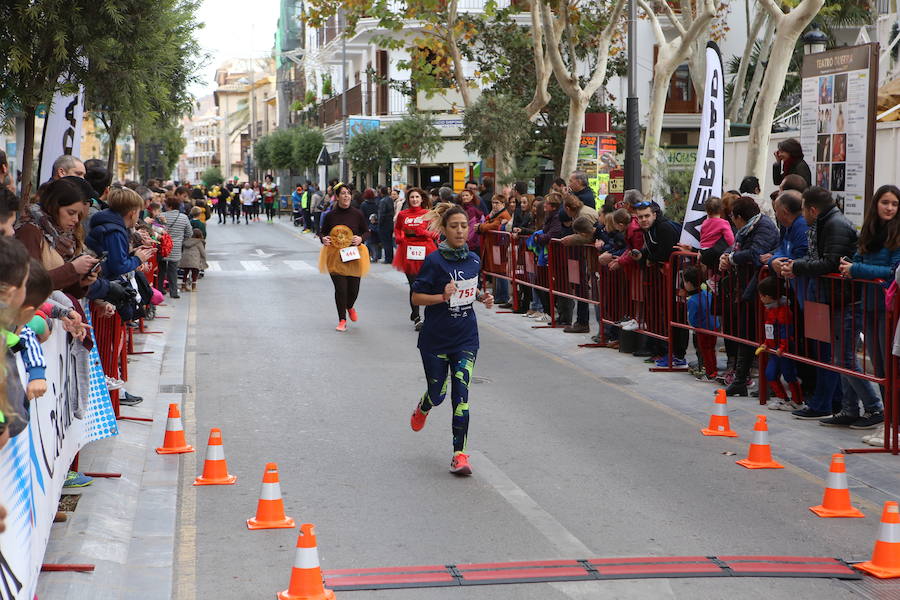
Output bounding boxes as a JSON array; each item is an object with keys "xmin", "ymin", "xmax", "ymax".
[{"xmin": 323, "ymin": 556, "xmax": 861, "ymax": 591}]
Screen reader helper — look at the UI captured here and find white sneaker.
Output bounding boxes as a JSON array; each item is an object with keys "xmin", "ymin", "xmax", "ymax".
[
  {"xmin": 524, "ymin": 310, "xmax": 537, "ymax": 317},
  {"xmin": 767, "ymin": 399, "xmax": 794, "ymax": 411},
  {"xmin": 105, "ymin": 376, "xmax": 125, "ymax": 391},
  {"xmin": 537, "ymin": 313, "xmax": 552, "ymax": 323},
  {"xmin": 862, "ymin": 425, "xmax": 885, "ymax": 446},
  {"xmin": 621, "ymin": 319, "xmax": 639, "ymax": 331}
]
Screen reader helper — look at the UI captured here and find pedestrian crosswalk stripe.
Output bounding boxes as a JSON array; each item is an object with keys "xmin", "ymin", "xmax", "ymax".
[
  {"xmin": 206, "ymin": 261, "xmax": 221, "ymax": 272},
  {"xmin": 240, "ymin": 261, "xmax": 269, "ymax": 271},
  {"xmin": 284, "ymin": 260, "xmax": 315, "ymax": 272}
]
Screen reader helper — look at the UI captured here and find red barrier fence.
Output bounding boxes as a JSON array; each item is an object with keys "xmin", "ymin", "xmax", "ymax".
[{"xmin": 479, "ymin": 231, "xmax": 900, "ymax": 455}]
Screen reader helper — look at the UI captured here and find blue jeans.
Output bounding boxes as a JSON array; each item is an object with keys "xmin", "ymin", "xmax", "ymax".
[
  {"xmin": 833, "ymin": 303, "xmax": 883, "ymax": 415},
  {"xmin": 493, "ymin": 277, "xmax": 509, "ymax": 304},
  {"xmin": 806, "ymin": 341, "xmax": 842, "ymax": 413}
]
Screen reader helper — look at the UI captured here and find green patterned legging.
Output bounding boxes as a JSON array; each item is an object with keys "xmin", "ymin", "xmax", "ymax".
[{"xmin": 419, "ymin": 349, "xmax": 477, "ymax": 453}]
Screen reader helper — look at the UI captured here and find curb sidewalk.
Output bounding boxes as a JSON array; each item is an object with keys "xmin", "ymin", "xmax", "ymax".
[{"xmin": 36, "ymin": 295, "xmax": 191, "ymax": 600}]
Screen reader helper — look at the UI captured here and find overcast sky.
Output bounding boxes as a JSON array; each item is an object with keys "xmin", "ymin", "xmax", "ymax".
[{"xmin": 191, "ymin": 0, "xmax": 281, "ymax": 99}]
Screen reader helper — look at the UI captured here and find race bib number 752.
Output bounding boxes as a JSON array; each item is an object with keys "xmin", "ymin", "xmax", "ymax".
[{"xmin": 449, "ymin": 276, "xmax": 478, "ymax": 308}]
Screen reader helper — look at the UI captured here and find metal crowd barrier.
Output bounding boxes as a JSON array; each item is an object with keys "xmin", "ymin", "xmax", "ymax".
[{"xmin": 479, "ymin": 232, "xmax": 899, "ymax": 455}]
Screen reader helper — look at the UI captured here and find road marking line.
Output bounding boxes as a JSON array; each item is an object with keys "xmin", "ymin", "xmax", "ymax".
[
  {"xmin": 284, "ymin": 260, "xmax": 315, "ymax": 272},
  {"xmin": 240, "ymin": 260, "xmax": 269, "ymax": 271},
  {"xmin": 205, "ymin": 261, "xmax": 221, "ymax": 272},
  {"xmin": 175, "ymin": 293, "xmax": 198, "ymax": 600},
  {"xmin": 471, "ymin": 451, "xmax": 675, "ymax": 599}
]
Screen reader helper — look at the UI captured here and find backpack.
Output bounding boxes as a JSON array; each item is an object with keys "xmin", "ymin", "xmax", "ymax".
[{"xmin": 159, "ymin": 231, "xmax": 174, "ymax": 258}]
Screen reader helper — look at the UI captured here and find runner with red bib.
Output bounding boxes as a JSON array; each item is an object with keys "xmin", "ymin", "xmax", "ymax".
[{"xmin": 392, "ymin": 188, "xmax": 438, "ymax": 331}]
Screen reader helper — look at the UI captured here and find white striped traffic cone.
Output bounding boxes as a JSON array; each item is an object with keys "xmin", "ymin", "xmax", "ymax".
[
  {"xmin": 247, "ymin": 462, "xmax": 295, "ymax": 530},
  {"xmin": 193, "ymin": 428, "xmax": 236, "ymax": 485},
  {"xmin": 277, "ymin": 523, "xmax": 336, "ymax": 600},
  {"xmin": 156, "ymin": 403, "xmax": 194, "ymax": 454}
]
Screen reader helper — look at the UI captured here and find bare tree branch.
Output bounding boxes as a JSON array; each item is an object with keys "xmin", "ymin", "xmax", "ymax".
[
  {"xmin": 583, "ymin": 0, "xmax": 628, "ymax": 95},
  {"xmin": 659, "ymin": 0, "xmax": 687, "ymax": 36},
  {"xmin": 524, "ymin": 0, "xmax": 552, "ymax": 119}
]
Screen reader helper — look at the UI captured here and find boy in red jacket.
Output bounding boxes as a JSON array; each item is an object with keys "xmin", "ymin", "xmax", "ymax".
[{"xmin": 758, "ymin": 276, "xmax": 803, "ymax": 410}]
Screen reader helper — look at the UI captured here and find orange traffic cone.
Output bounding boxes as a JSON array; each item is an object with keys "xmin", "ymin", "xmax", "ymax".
[
  {"xmin": 193, "ymin": 428, "xmax": 237, "ymax": 486},
  {"xmin": 809, "ymin": 454, "xmax": 864, "ymax": 518},
  {"xmin": 277, "ymin": 523, "xmax": 336, "ymax": 600},
  {"xmin": 856, "ymin": 501, "xmax": 900, "ymax": 578},
  {"xmin": 701, "ymin": 389, "xmax": 738, "ymax": 437},
  {"xmin": 156, "ymin": 403, "xmax": 194, "ymax": 454},
  {"xmin": 736, "ymin": 415, "xmax": 783, "ymax": 469},
  {"xmin": 247, "ymin": 462, "xmax": 295, "ymax": 530}
]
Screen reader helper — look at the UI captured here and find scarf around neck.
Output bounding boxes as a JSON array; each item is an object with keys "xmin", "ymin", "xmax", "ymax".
[
  {"xmin": 438, "ymin": 240, "xmax": 469, "ymax": 261},
  {"xmin": 17, "ymin": 202, "xmax": 77, "ymax": 260}
]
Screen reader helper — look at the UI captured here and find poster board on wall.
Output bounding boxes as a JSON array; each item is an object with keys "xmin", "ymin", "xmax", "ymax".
[{"xmin": 800, "ymin": 43, "xmax": 878, "ymax": 230}]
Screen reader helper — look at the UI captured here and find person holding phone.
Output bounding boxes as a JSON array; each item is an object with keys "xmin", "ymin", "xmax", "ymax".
[
  {"xmin": 409, "ymin": 203, "xmax": 493, "ymax": 476},
  {"xmin": 86, "ymin": 187, "xmax": 155, "ymax": 280}
]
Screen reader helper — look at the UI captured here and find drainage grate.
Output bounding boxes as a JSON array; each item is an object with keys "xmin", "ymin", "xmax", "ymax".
[
  {"xmin": 159, "ymin": 384, "xmax": 191, "ymax": 394},
  {"xmin": 601, "ymin": 376, "xmax": 635, "ymax": 385}
]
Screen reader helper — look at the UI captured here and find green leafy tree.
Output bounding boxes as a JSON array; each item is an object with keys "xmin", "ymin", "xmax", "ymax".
[
  {"xmin": 303, "ymin": 0, "xmax": 511, "ymax": 108},
  {"xmin": 462, "ymin": 93, "xmax": 531, "ymax": 183},
  {"xmin": 82, "ymin": 0, "xmax": 202, "ymax": 173},
  {"xmin": 385, "ymin": 112, "xmax": 444, "ymax": 187},
  {"xmin": 141, "ymin": 120, "xmax": 186, "ymax": 177},
  {"xmin": 344, "ymin": 127, "xmax": 391, "ymax": 183},
  {"xmin": 0, "ymin": 0, "xmax": 116, "ymax": 199},
  {"xmin": 293, "ymin": 127, "xmax": 325, "ymax": 170},
  {"xmin": 201, "ymin": 166, "xmax": 224, "ymax": 188},
  {"xmin": 254, "ymin": 136, "xmax": 273, "ymax": 171},
  {"xmin": 267, "ymin": 128, "xmax": 296, "ymax": 170}
]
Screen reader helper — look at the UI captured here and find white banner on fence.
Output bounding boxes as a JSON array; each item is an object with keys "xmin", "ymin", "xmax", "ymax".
[
  {"xmin": 680, "ymin": 42, "xmax": 725, "ymax": 247},
  {"xmin": 38, "ymin": 84, "xmax": 85, "ymax": 185},
  {"xmin": 0, "ymin": 307, "xmax": 117, "ymax": 600}
]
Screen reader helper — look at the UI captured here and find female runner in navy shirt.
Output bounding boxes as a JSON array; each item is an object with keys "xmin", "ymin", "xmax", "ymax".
[{"xmin": 409, "ymin": 203, "xmax": 493, "ymax": 475}]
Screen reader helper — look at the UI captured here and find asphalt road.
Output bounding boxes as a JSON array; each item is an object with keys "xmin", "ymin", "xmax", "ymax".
[{"xmin": 180, "ymin": 216, "xmax": 879, "ymax": 599}]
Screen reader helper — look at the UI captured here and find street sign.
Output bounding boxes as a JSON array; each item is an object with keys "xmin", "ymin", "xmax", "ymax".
[{"xmin": 317, "ymin": 146, "xmax": 332, "ymax": 166}]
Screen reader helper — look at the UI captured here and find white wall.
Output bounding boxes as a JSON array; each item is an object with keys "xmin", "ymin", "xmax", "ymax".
[{"xmin": 723, "ymin": 121, "xmax": 900, "ymax": 193}]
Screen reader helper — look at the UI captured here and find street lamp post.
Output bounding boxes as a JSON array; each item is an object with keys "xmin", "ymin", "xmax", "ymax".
[
  {"xmin": 802, "ymin": 22, "xmax": 828, "ymax": 56},
  {"xmin": 340, "ymin": 15, "xmax": 349, "ymax": 184},
  {"xmin": 624, "ymin": 0, "xmax": 642, "ymax": 192}
]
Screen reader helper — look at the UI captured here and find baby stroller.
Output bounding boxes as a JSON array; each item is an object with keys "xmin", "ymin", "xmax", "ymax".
[{"xmin": 292, "ymin": 205, "xmax": 304, "ymax": 227}]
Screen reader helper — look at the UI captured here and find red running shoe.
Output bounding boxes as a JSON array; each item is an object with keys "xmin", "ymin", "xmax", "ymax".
[
  {"xmin": 410, "ymin": 406, "xmax": 428, "ymax": 431},
  {"xmin": 450, "ymin": 453, "xmax": 472, "ymax": 475},
  {"xmin": 335, "ymin": 320, "xmax": 348, "ymax": 332},
  {"xmin": 347, "ymin": 308, "xmax": 358, "ymax": 322}
]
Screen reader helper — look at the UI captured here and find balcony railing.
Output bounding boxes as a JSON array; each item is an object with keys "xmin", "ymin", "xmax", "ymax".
[{"xmin": 315, "ymin": 84, "xmax": 409, "ymax": 128}]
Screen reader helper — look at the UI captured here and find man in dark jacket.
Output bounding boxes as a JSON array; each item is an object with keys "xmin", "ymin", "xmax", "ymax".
[
  {"xmin": 377, "ymin": 186, "xmax": 395, "ymax": 263},
  {"xmin": 479, "ymin": 177, "xmax": 494, "ymax": 215},
  {"xmin": 360, "ymin": 189, "xmax": 381, "ymax": 262},
  {"xmin": 781, "ymin": 186, "xmax": 882, "ymax": 427},
  {"xmin": 636, "ymin": 203, "xmax": 678, "ymax": 265},
  {"xmin": 633, "ymin": 202, "xmax": 688, "ymax": 365}
]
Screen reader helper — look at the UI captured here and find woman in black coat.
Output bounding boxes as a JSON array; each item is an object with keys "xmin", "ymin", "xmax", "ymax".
[{"xmin": 772, "ymin": 138, "xmax": 812, "ymax": 188}]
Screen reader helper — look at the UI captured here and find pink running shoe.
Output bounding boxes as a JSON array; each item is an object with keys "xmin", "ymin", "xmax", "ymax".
[{"xmin": 450, "ymin": 453, "xmax": 472, "ymax": 476}]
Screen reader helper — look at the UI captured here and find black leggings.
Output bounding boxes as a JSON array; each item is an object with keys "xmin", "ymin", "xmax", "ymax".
[
  {"xmin": 406, "ymin": 273, "xmax": 420, "ymax": 321},
  {"xmin": 264, "ymin": 203, "xmax": 275, "ymax": 220},
  {"xmin": 330, "ymin": 274, "xmax": 361, "ymax": 320}
]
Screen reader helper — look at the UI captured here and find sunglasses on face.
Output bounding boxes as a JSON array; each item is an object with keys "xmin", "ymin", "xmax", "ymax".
[{"xmin": 633, "ymin": 201, "xmax": 651, "ymax": 208}]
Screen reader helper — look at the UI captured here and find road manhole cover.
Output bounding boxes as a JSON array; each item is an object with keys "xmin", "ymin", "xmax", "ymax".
[{"xmin": 159, "ymin": 384, "xmax": 191, "ymax": 393}]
